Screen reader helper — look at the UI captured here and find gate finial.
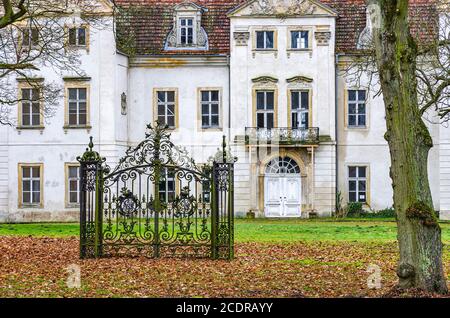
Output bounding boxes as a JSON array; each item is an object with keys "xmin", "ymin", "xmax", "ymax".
[
  {"xmin": 77, "ymin": 136, "xmax": 102, "ymax": 163},
  {"xmin": 222, "ymin": 135, "xmax": 226, "ymax": 163},
  {"xmin": 88, "ymin": 136, "xmax": 94, "ymax": 151}
]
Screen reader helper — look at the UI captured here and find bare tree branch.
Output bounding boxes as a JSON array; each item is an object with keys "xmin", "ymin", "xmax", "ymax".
[
  {"xmin": 0, "ymin": 0, "xmax": 116, "ymax": 126},
  {"xmin": 341, "ymin": 3, "xmax": 450, "ymax": 124}
]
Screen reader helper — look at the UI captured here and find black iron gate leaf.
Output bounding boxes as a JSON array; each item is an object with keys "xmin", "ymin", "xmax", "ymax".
[{"xmin": 77, "ymin": 122, "xmax": 235, "ymax": 260}]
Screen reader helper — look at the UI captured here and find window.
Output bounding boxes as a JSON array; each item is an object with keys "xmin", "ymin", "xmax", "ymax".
[
  {"xmin": 291, "ymin": 31, "xmax": 309, "ymax": 49},
  {"xmin": 165, "ymin": 4, "xmax": 208, "ymax": 50},
  {"xmin": 155, "ymin": 90, "xmax": 177, "ymax": 128},
  {"xmin": 202, "ymin": 180, "xmax": 210, "ymax": 203},
  {"xmin": 19, "ymin": 164, "xmax": 43, "ymax": 207},
  {"xmin": 159, "ymin": 168, "xmax": 176, "ymax": 203},
  {"xmin": 20, "ymin": 88, "xmax": 41, "ymax": 127},
  {"xmin": 256, "ymin": 31, "xmax": 274, "ymax": 49},
  {"xmin": 348, "ymin": 90, "xmax": 367, "ymax": 127},
  {"xmin": 66, "ymin": 164, "xmax": 80, "ymax": 206},
  {"xmin": 179, "ymin": 18, "xmax": 194, "ymax": 45},
  {"xmin": 256, "ymin": 91, "xmax": 275, "ymax": 129},
  {"xmin": 291, "ymin": 90, "xmax": 309, "ymax": 129},
  {"xmin": 68, "ymin": 27, "xmax": 86, "ymax": 46},
  {"xmin": 22, "ymin": 28, "xmax": 39, "ymax": 48},
  {"xmin": 348, "ymin": 166, "xmax": 367, "ymax": 203},
  {"xmin": 200, "ymin": 90, "xmax": 220, "ymax": 128},
  {"xmin": 266, "ymin": 157, "xmax": 300, "ymax": 174},
  {"xmin": 68, "ymin": 88, "xmax": 87, "ymax": 126}
]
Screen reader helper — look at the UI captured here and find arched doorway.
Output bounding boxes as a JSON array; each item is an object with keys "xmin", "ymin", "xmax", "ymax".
[{"xmin": 264, "ymin": 156, "xmax": 302, "ymax": 217}]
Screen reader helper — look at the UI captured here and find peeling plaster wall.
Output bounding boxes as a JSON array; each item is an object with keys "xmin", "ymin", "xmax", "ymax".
[
  {"xmin": 0, "ymin": 17, "xmax": 128, "ymax": 222},
  {"xmin": 337, "ymin": 70, "xmax": 444, "ymax": 216},
  {"xmin": 229, "ymin": 15, "xmax": 337, "ymax": 216},
  {"xmin": 127, "ymin": 62, "xmax": 230, "ymax": 164}
]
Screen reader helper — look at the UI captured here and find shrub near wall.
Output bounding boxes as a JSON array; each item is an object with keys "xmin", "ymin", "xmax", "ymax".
[{"xmin": 345, "ymin": 204, "xmax": 396, "ymax": 219}]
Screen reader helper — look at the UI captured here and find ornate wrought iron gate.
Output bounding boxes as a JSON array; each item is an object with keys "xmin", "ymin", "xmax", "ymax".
[{"xmin": 78, "ymin": 123, "xmax": 234, "ymax": 260}]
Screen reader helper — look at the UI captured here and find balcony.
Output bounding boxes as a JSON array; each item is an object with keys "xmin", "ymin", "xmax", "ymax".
[{"xmin": 245, "ymin": 127, "xmax": 320, "ymax": 146}]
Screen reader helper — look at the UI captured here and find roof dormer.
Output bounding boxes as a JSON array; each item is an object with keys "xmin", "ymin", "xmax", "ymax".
[
  {"xmin": 165, "ymin": 2, "xmax": 209, "ymax": 51},
  {"xmin": 357, "ymin": 4, "xmax": 381, "ymax": 49}
]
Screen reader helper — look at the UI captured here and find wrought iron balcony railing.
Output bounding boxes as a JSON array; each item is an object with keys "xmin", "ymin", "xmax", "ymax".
[{"xmin": 245, "ymin": 127, "xmax": 320, "ymax": 145}]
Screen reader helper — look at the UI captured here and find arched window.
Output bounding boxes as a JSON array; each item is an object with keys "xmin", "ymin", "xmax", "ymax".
[{"xmin": 265, "ymin": 157, "xmax": 300, "ymax": 174}]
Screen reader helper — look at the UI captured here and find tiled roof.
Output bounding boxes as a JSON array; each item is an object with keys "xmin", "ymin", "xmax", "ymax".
[
  {"xmin": 115, "ymin": 0, "xmax": 438, "ymax": 55},
  {"xmin": 115, "ymin": 0, "xmax": 246, "ymax": 55}
]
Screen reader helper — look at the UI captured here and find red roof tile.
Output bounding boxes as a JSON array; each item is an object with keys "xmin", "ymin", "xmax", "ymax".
[{"xmin": 114, "ymin": 0, "xmax": 438, "ymax": 55}]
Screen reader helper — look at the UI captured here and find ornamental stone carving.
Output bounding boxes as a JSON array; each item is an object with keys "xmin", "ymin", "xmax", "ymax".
[
  {"xmin": 234, "ymin": 32, "xmax": 250, "ymax": 46},
  {"xmin": 315, "ymin": 31, "xmax": 331, "ymax": 46},
  {"xmin": 249, "ymin": 0, "xmax": 317, "ymax": 16},
  {"xmin": 286, "ymin": 75, "xmax": 313, "ymax": 89},
  {"xmin": 252, "ymin": 76, "xmax": 279, "ymax": 84}
]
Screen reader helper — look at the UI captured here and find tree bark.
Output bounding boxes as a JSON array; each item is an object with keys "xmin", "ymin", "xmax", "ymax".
[{"xmin": 370, "ymin": 0, "xmax": 447, "ymax": 293}]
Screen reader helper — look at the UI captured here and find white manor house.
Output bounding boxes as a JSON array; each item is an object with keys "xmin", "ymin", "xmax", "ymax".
[{"xmin": 0, "ymin": 0, "xmax": 449, "ymax": 222}]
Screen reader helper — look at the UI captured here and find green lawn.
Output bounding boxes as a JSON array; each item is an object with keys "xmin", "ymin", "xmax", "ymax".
[{"xmin": 1, "ymin": 218, "xmax": 449, "ymax": 243}]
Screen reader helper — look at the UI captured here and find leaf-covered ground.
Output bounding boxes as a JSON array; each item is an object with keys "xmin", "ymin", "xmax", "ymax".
[{"xmin": 0, "ymin": 237, "xmax": 449, "ymax": 298}]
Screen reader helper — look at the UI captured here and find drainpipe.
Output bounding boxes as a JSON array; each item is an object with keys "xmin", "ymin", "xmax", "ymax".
[
  {"xmin": 334, "ymin": 53, "xmax": 341, "ymax": 213},
  {"xmin": 228, "ymin": 55, "xmax": 231, "ymax": 145}
]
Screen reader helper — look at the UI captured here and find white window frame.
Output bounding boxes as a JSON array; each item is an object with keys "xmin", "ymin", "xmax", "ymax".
[
  {"xmin": 348, "ymin": 89, "xmax": 367, "ymax": 128},
  {"xmin": 200, "ymin": 90, "xmax": 220, "ymax": 129},
  {"xmin": 18, "ymin": 163, "xmax": 43, "ymax": 208},
  {"xmin": 68, "ymin": 87, "xmax": 88, "ymax": 126},
  {"xmin": 158, "ymin": 168, "xmax": 176, "ymax": 203},
  {"xmin": 291, "ymin": 90, "xmax": 310, "ymax": 129},
  {"xmin": 348, "ymin": 166, "xmax": 368, "ymax": 203},
  {"xmin": 22, "ymin": 27, "xmax": 39, "ymax": 48},
  {"xmin": 68, "ymin": 26, "xmax": 87, "ymax": 46},
  {"xmin": 256, "ymin": 31, "xmax": 275, "ymax": 50},
  {"xmin": 256, "ymin": 90, "xmax": 275, "ymax": 129},
  {"xmin": 66, "ymin": 164, "xmax": 80, "ymax": 207},
  {"xmin": 20, "ymin": 87, "xmax": 41, "ymax": 127},
  {"xmin": 156, "ymin": 90, "xmax": 176, "ymax": 129},
  {"xmin": 179, "ymin": 17, "xmax": 194, "ymax": 45},
  {"xmin": 291, "ymin": 30, "xmax": 309, "ymax": 49}
]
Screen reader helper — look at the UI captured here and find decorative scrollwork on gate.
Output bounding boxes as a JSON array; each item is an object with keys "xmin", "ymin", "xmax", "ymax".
[
  {"xmin": 117, "ymin": 188, "xmax": 139, "ymax": 218},
  {"xmin": 78, "ymin": 121, "xmax": 235, "ymax": 260}
]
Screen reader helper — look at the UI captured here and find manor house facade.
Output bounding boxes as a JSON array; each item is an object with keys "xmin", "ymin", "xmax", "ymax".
[{"xmin": 1, "ymin": 0, "xmax": 449, "ymax": 222}]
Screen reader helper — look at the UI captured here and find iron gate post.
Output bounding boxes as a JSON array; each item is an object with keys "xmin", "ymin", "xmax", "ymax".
[
  {"xmin": 228, "ymin": 163, "xmax": 235, "ymax": 260},
  {"xmin": 153, "ymin": 161, "xmax": 161, "ymax": 258},
  {"xmin": 211, "ymin": 164, "xmax": 219, "ymax": 260},
  {"xmin": 211, "ymin": 136, "xmax": 236, "ymax": 260},
  {"xmin": 153, "ymin": 131, "xmax": 161, "ymax": 258},
  {"xmin": 79, "ymin": 162, "xmax": 87, "ymax": 258},
  {"xmin": 94, "ymin": 165, "xmax": 104, "ymax": 257},
  {"xmin": 77, "ymin": 137, "xmax": 104, "ymax": 259}
]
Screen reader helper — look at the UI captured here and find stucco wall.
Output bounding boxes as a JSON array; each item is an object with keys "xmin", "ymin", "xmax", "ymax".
[
  {"xmin": 1, "ymin": 6, "xmax": 449, "ymax": 222},
  {"xmin": 127, "ymin": 60, "xmax": 230, "ymax": 164},
  {"xmin": 229, "ymin": 16, "xmax": 336, "ymax": 139},
  {"xmin": 337, "ymin": 70, "xmax": 445, "ymax": 215},
  {"xmin": 0, "ymin": 17, "xmax": 129, "ymax": 222}
]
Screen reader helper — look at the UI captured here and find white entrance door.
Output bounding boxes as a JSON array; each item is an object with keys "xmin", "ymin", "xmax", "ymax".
[
  {"xmin": 264, "ymin": 175, "xmax": 301, "ymax": 217},
  {"xmin": 283, "ymin": 176, "xmax": 302, "ymax": 216}
]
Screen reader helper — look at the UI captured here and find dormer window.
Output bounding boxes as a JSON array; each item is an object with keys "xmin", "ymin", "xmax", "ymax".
[
  {"xmin": 165, "ymin": 2, "xmax": 208, "ymax": 51},
  {"xmin": 180, "ymin": 18, "xmax": 194, "ymax": 45}
]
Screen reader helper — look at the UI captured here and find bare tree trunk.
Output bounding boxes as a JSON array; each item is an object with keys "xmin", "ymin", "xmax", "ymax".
[{"xmin": 370, "ymin": 0, "xmax": 447, "ymax": 293}]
